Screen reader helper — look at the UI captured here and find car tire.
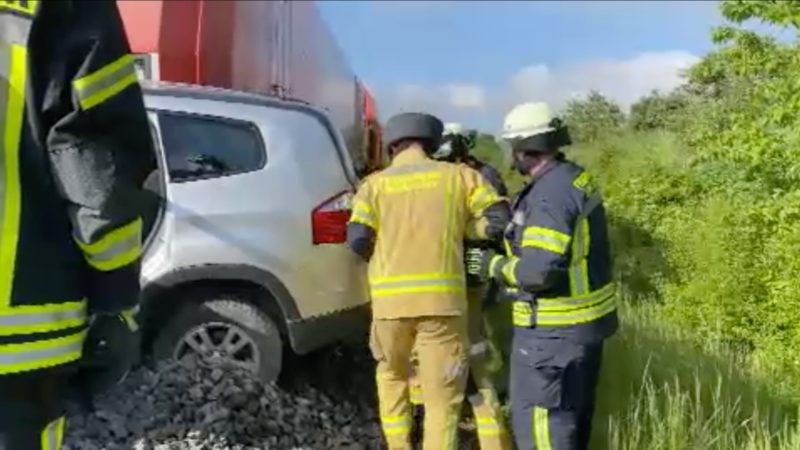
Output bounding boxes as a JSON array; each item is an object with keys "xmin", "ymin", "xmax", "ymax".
[{"xmin": 152, "ymin": 292, "xmax": 283, "ymax": 384}]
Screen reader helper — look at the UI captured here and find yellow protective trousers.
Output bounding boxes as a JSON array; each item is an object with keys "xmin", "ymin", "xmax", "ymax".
[
  {"xmin": 409, "ymin": 286, "xmax": 512, "ymax": 450},
  {"xmin": 370, "ymin": 316, "xmax": 469, "ymax": 450}
]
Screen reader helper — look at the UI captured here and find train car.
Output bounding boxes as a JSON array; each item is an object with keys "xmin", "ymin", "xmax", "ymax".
[{"xmin": 117, "ymin": 0, "xmax": 384, "ymax": 175}]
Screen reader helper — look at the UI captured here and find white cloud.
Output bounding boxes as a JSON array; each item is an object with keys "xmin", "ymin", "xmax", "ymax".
[
  {"xmin": 507, "ymin": 51, "xmax": 700, "ymax": 111},
  {"xmin": 378, "ymin": 82, "xmax": 486, "ymax": 117},
  {"xmin": 444, "ymin": 84, "xmax": 486, "ymax": 109},
  {"xmin": 373, "ymin": 50, "xmax": 700, "ymax": 129}
]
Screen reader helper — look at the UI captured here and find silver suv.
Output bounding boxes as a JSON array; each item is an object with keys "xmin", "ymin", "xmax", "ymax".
[{"xmin": 137, "ymin": 82, "xmax": 370, "ymax": 383}]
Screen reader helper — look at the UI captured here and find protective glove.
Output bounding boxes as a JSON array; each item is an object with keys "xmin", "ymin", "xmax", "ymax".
[
  {"xmin": 465, "ymin": 248, "xmax": 496, "ymax": 282},
  {"xmin": 74, "ymin": 308, "xmax": 141, "ymax": 400}
]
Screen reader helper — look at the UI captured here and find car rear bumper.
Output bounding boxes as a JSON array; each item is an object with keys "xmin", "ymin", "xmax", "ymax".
[{"xmin": 286, "ymin": 303, "xmax": 370, "ymax": 355}]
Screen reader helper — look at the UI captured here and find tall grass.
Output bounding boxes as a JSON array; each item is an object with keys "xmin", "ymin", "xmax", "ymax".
[
  {"xmin": 484, "ymin": 301, "xmax": 800, "ymax": 449},
  {"xmin": 596, "ymin": 303, "xmax": 800, "ymax": 450}
]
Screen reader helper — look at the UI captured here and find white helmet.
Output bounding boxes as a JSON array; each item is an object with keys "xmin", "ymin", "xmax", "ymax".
[
  {"xmin": 500, "ymin": 102, "xmax": 556, "ymax": 141},
  {"xmin": 433, "ymin": 122, "xmax": 467, "ymax": 161},
  {"xmin": 443, "ymin": 122, "xmax": 464, "ymax": 137}
]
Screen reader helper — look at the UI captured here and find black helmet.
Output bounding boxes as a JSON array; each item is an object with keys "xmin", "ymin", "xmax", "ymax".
[{"xmin": 383, "ymin": 113, "xmax": 444, "ymax": 153}]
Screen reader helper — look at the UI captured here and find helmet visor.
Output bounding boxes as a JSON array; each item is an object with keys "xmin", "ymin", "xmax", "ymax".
[
  {"xmin": 432, "ymin": 139, "xmax": 454, "ymax": 160},
  {"xmin": 495, "ymin": 134, "xmax": 516, "ymax": 167},
  {"xmin": 500, "ymin": 132, "xmax": 557, "ymax": 155}
]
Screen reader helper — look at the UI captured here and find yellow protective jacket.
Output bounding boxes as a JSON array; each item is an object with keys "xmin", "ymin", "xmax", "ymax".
[
  {"xmin": 0, "ymin": 0, "xmax": 157, "ymax": 375},
  {"xmin": 347, "ymin": 146, "xmax": 508, "ymax": 319}
]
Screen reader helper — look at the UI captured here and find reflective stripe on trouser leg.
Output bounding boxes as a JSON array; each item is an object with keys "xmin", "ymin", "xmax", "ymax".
[
  {"xmin": 409, "ymin": 380, "xmax": 423, "ymax": 406},
  {"xmin": 415, "ymin": 316, "xmax": 468, "ymax": 450},
  {"xmin": 533, "ymin": 407, "xmax": 553, "ymax": 450},
  {"xmin": 510, "ymin": 333, "xmax": 602, "ymax": 450},
  {"xmin": 370, "ymin": 320, "xmax": 414, "ymax": 450},
  {"xmin": 40, "ymin": 417, "xmax": 65, "ymax": 450},
  {"xmin": 466, "ymin": 283, "xmax": 512, "ymax": 449},
  {"xmin": 377, "ymin": 370, "xmax": 412, "ymax": 449},
  {"xmin": 469, "ymin": 386, "xmax": 512, "ymax": 450},
  {"xmin": 510, "ymin": 403, "xmax": 560, "ymax": 450},
  {"xmin": 468, "ymin": 345, "xmax": 512, "ymax": 450}
]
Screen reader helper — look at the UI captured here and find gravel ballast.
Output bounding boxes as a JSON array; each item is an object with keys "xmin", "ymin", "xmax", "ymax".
[
  {"xmin": 63, "ymin": 344, "xmax": 382, "ymax": 450},
  {"xmin": 62, "ymin": 345, "xmax": 481, "ymax": 450}
]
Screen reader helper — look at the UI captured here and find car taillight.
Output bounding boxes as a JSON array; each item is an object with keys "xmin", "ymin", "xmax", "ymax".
[{"xmin": 311, "ymin": 191, "xmax": 353, "ymax": 245}]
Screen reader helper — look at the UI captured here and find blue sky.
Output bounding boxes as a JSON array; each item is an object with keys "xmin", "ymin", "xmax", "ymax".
[{"xmin": 318, "ymin": 0, "xmax": 725, "ymax": 130}]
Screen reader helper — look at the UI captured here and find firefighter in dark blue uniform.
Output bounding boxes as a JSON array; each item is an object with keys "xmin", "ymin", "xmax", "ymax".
[
  {"xmin": 1, "ymin": 1, "xmax": 158, "ymax": 448},
  {"xmin": 467, "ymin": 102, "xmax": 618, "ymax": 450}
]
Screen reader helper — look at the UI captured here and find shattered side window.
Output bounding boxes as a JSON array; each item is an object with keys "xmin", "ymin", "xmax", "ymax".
[{"xmin": 157, "ymin": 112, "xmax": 266, "ymax": 183}]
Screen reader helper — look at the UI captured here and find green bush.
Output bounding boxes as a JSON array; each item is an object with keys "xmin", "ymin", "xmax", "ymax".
[
  {"xmin": 563, "ymin": 91, "xmax": 626, "ymax": 144},
  {"xmin": 559, "ymin": 0, "xmax": 800, "ymax": 389},
  {"xmin": 629, "ymin": 89, "xmax": 692, "ymax": 133}
]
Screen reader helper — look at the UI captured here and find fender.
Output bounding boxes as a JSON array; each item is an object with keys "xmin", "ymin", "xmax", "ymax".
[{"xmin": 141, "ymin": 263, "xmax": 302, "ymax": 322}]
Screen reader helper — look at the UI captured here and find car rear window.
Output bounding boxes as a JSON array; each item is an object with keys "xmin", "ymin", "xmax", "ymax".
[{"xmin": 157, "ymin": 112, "xmax": 266, "ymax": 183}]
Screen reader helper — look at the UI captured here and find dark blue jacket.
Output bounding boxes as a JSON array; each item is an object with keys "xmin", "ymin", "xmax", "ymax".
[
  {"xmin": 0, "ymin": 0, "xmax": 158, "ymax": 375},
  {"xmin": 490, "ymin": 159, "xmax": 618, "ymax": 343},
  {"xmin": 467, "ymin": 157, "xmax": 508, "ymax": 198}
]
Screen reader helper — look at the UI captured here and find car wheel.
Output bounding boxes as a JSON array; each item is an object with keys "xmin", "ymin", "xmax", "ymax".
[{"xmin": 153, "ymin": 294, "xmax": 282, "ymax": 384}]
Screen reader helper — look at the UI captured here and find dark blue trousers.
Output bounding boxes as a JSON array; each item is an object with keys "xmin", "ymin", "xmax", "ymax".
[
  {"xmin": 510, "ymin": 330, "xmax": 604, "ymax": 450},
  {"xmin": 0, "ymin": 371, "xmax": 66, "ymax": 450}
]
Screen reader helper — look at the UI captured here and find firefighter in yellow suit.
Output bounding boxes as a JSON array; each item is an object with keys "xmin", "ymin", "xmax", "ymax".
[
  {"xmin": 347, "ymin": 113, "xmax": 510, "ymax": 450},
  {"xmin": 406, "ymin": 123, "xmax": 513, "ymax": 449},
  {"xmin": 0, "ymin": 1, "xmax": 157, "ymax": 448}
]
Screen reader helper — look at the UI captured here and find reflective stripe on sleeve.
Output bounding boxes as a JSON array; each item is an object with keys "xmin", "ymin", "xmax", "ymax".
[
  {"xmin": 469, "ymin": 184, "xmax": 498, "ymax": 213},
  {"xmin": 488, "ymin": 255, "xmax": 504, "ymax": 280},
  {"xmin": 349, "ymin": 199, "xmax": 378, "ymax": 229},
  {"xmin": 568, "ymin": 218, "xmax": 591, "ymax": 295},
  {"xmin": 73, "ymin": 54, "xmax": 139, "ymax": 110},
  {"xmin": 75, "ymin": 217, "xmax": 143, "ymax": 271},
  {"xmin": 500, "ymin": 257, "xmax": 519, "ymax": 286},
  {"xmin": 488, "ymin": 255, "xmax": 518, "ymax": 286},
  {"xmin": 521, "ymin": 226, "xmax": 571, "ymax": 255},
  {"xmin": 0, "ymin": 329, "xmax": 86, "ymax": 375},
  {"xmin": 0, "ymin": 300, "xmax": 87, "ymax": 336}
]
